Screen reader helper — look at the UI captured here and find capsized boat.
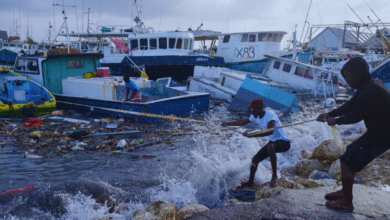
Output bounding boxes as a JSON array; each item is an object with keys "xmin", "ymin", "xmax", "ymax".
[
  {"xmin": 0, "ymin": 68, "xmax": 56, "ymax": 117},
  {"xmin": 187, "ymin": 66, "xmax": 295, "ymax": 101},
  {"xmin": 261, "ymin": 54, "xmax": 346, "ymax": 97}
]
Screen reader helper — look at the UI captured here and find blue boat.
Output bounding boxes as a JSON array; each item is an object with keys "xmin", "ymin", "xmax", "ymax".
[
  {"xmin": 225, "ymin": 50, "xmax": 313, "ymax": 74},
  {"xmin": 13, "ymin": 53, "xmax": 210, "ymax": 123},
  {"xmin": 228, "ymin": 77, "xmax": 299, "ymax": 114},
  {"xmin": 0, "ymin": 68, "xmax": 56, "ymax": 117},
  {"xmin": 0, "ymin": 49, "xmax": 19, "ymax": 65},
  {"xmin": 371, "ymin": 56, "xmax": 390, "ymax": 89}
]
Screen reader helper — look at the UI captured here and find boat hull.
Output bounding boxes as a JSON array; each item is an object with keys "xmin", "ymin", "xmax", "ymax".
[
  {"xmin": 187, "ymin": 77, "xmax": 236, "ymax": 101},
  {"xmin": 225, "ymin": 51, "xmax": 313, "ymax": 74},
  {"xmin": 0, "ymin": 49, "xmax": 18, "ymax": 65},
  {"xmin": 54, "ymin": 91, "xmax": 210, "ymax": 123},
  {"xmin": 0, "ymin": 69, "xmax": 56, "ymax": 117},
  {"xmin": 100, "ymin": 55, "xmax": 225, "ymax": 81}
]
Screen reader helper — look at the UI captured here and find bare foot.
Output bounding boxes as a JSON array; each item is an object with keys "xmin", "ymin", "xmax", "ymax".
[
  {"xmin": 270, "ymin": 177, "xmax": 277, "ymax": 188},
  {"xmin": 325, "ymin": 198, "xmax": 354, "ymax": 212},
  {"xmin": 240, "ymin": 181, "xmax": 254, "ymax": 188},
  {"xmin": 325, "ymin": 189, "xmax": 344, "ymax": 201}
]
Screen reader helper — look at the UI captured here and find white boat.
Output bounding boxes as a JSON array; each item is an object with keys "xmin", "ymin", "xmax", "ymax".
[
  {"xmin": 62, "ymin": 0, "xmax": 225, "ymax": 82},
  {"xmin": 261, "ymin": 54, "xmax": 346, "ymax": 97},
  {"xmin": 216, "ymin": 31, "xmax": 287, "ymax": 64},
  {"xmin": 311, "ymin": 47, "xmax": 384, "ymax": 81},
  {"xmin": 187, "ymin": 66, "xmax": 294, "ymax": 101}
]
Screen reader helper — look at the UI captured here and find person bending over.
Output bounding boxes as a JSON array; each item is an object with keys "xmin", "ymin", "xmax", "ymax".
[
  {"xmin": 123, "ymin": 74, "xmax": 142, "ymax": 102},
  {"xmin": 221, "ymin": 98, "xmax": 291, "ymax": 188}
]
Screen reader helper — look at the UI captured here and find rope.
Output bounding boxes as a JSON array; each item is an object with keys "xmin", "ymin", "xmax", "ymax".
[
  {"xmin": 246, "ymin": 119, "xmax": 317, "ymax": 137},
  {"xmin": 57, "ymin": 100, "xmax": 207, "ymax": 123}
]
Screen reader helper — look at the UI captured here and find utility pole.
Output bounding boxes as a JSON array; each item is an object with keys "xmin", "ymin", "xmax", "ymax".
[{"xmin": 53, "ymin": 1, "xmax": 76, "ymax": 53}]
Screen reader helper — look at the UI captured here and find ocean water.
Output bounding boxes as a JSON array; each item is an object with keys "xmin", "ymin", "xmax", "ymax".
[{"xmin": 0, "ymin": 99, "xmax": 369, "ymax": 219}]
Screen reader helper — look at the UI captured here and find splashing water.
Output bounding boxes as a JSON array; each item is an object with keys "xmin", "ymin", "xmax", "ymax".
[{"xmin": 0, "ymin": 98, "xmax": 370, "ymax": 219}]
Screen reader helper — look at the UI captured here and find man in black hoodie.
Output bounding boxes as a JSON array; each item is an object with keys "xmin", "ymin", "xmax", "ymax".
[{"xmin": 317, "ymin": 57, "xmax": 390, "ymax": 212}]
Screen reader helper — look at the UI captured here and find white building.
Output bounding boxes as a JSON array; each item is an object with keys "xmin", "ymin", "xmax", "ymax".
[{"xmin": 307, "ymin": 27, "xmax": 368, "ymax": 49}]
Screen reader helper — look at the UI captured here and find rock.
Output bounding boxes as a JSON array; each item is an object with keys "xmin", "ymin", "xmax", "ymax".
[
  {"xmin": 301, "ymin": 149, "xmax": 312, "ymax": 159},
  {"xmin": 355, "ymin": 152, "xmax": 390, "ymax": 187},
  {"xmin": 255, "ymin": 178, "xmax": 304, "ymax": 200},
  {"xmin": 296, "ymin": 159, "xmax": 326, "ymax": 178},
  {"xmin": 29, "ymin": 131, "xmax": 43, "ymax": 139},
  {"xmin": 188, "ymin": 185, "xmax": 390, "ymax": 220},
  {"xmin": 379, "ymin": 150, "xmax": 390, "ymax": 160},
  {"xmin": 177, "ymin": 204, "xmax": 209, "ymax": 220},
  {"xmin": 133, "ymin": 200, "xmax": 179, "ymax": 220},
  {"xmin": 311, "ymin": 140, "xmax": 343, "ymax": 161},
  {"xmin": 96, "ymin": 193, "xmax": 116, "ymax": 213},
  {"xmin": 327, "ymin": 159, "xmax": 341, "ymax": 179}
]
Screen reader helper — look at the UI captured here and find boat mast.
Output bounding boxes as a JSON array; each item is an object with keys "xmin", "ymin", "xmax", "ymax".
[
  {"xmin": 132, "ymin": 0, "xmax": 144, "ymax": 33},
  {"xmin": 293, "ymin": 31, "xmax": 297, "ymax": 61},
  {"xmin": 53, "ymin": 1, "xmax": 76, "ymax": 53}
]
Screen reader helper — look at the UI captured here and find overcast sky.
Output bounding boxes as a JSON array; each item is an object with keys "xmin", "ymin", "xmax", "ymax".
[{"xmin": 0, "ymin": 0, "xmax": 388, "ymax": 48}]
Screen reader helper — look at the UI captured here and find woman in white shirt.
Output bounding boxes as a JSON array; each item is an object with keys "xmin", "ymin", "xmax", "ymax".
[{"xmin": 221, "ymin": 99, "xmax": 291, "ymax": 188}]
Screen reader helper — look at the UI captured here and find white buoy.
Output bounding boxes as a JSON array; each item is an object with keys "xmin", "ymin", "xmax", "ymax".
[{"xmin": 324, "ymin": 98, "xmax": 336, "ymax": 108}]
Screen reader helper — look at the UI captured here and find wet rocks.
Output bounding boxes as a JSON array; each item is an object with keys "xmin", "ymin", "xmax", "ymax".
[
  {"xmin": 96, "ymin": 193, "xmax": 117, "ymax": 213},
  {"xmin": 133, "ymin": 201, "xmax": 210, "ymax": 220},
  {"xmin": 295, "ymin": 159, "xmax": 326, "ymax": 178},
  {"xmin": 300, "ymin": 149, "xmax": 312, "ymax": 159},
  {"xmin": 133, "ymin": 200, "xmax": 179, "ymax": 220},
  {"xmin": 253, "ymin": 177, "xmax": 326, "ymax": 200},
  {"xmin": 176, "ymin": 204, "xmax": 209, "ymax": 220},
  {"xmin": 310, "ymin": 139, "xmax": 343, "ymax": 161},
  {"xmin": 327, "ymin": 159, "xmax": 341, "ymax": 179}
]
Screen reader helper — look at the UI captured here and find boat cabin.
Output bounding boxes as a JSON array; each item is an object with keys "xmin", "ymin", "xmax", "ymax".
[
  {"xmin": 216, "ymin": 31, "xmax": 287, "ymax": 63},
  {"xmin": 105, "ymin": 31, "xmax": 195, "ymax": 56},
  {"xmin": 262, "ymin": 55, "xmax": 343, "ymax": 97}
]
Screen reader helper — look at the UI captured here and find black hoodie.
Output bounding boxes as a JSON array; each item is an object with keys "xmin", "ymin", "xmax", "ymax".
[{"xmin": 328, "ymin": 57, "xmax": 390, "ymax": 136}]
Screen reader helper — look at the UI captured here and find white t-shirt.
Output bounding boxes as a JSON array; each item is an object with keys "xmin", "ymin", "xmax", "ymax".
[{"xmin": 249, "ymin": 110, "xmax": 291, "ymax": 142}]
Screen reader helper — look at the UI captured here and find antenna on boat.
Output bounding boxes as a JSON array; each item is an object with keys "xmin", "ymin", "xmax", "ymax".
[
  {"xmin": 53, "ymin": 1, "xmax": 76, "ymax": 53},
  {"xmin": 362, "ymin": 0, "xmax": 383, "ymax": 23},
  {"xmin": 41, "ymin": 22, "xmax": 53, "ymax": 45},
  {"xmin": 293, "ymin": 28, "xmax": 297, "ymax": 61},
  {"xmin": 346, "ymin": 3, "xmax": 366, "ymax": 24},
  {"xmin": 85, "ymin": 8, "xmax": 94, "ymax": 33},
  {"xmin": 300, "ymin": 0, "xmax": 312, "ymax": 44},
  {"xmin": 26, "ymin": 12, "xmax": 30, "ymax": 41}
]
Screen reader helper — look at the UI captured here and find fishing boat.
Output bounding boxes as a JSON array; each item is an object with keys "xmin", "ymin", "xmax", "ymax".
[
  {"xmin": 187, "ymin": 66, "xmax": 295, "ymax": 101},
  {"xmin": 0, "ymin": 68, "xmax": 56, "ymax": 117},
  {"xmin": 370, "ymin": 54, "xmax": 390, "ymax": 89},
  {"xmin": 0, "ymin": 42, "xmax": 45, "ymax": 66},
  {"xmin": 261, "ymin": 54, "xmax": 346, "ymax": 97},
  {"xmin": 310, "ymin": 47, "xmax": 383, "ymax": 81},
  {"xmin": 13, "ymin": 53, "xmax": 210, "ymax": 123},
  {"xmin": 211, "ymin": 32, "xmax": 313, "ymax": 74},
  {"xmin": 62, "ymin": 0, "xmax": 225, "ymax": 82}
]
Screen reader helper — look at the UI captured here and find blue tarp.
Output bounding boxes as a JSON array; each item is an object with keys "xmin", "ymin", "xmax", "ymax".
[{"xmin": 228, "ymin": 77, "xmax": 299, "ymax": 114}]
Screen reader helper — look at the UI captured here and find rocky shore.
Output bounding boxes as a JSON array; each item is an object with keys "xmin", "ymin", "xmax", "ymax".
[{"xmin": 123, "ymin": 134, "xmax": 390, "ymax": 220}]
